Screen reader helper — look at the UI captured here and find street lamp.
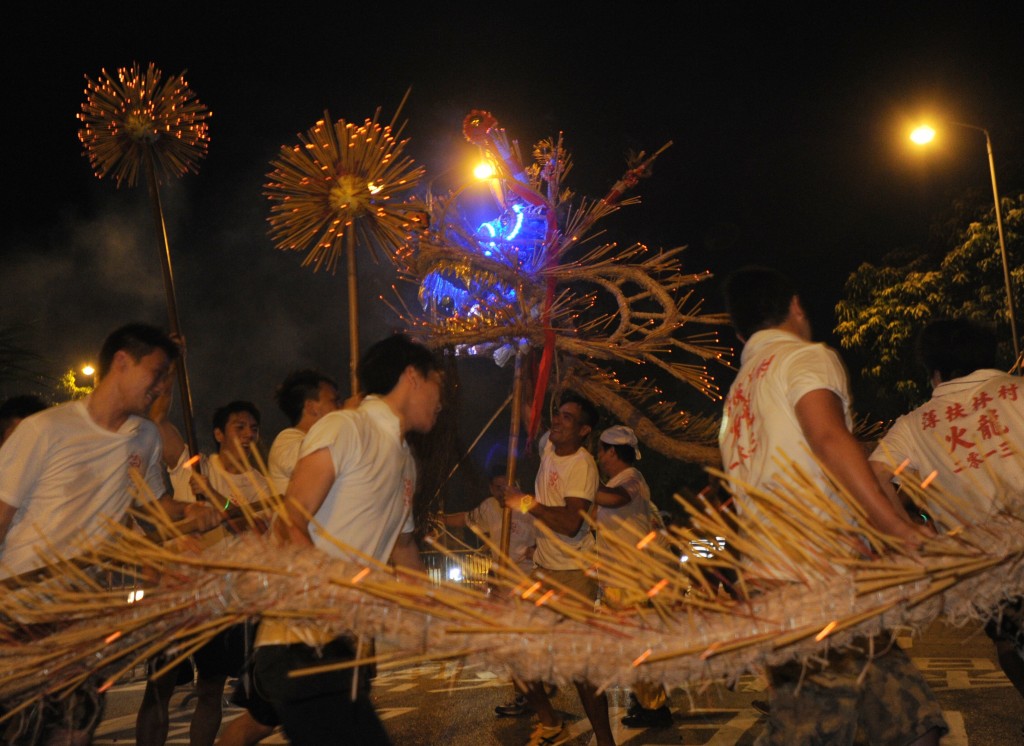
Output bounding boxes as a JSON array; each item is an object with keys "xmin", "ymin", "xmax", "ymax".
[{"xmin": 910, "ymin": 121, "xmax": 1020, "ymax": 362}]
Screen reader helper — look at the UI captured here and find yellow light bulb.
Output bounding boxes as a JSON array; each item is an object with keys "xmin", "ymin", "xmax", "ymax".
[{"xmin": 473, "ymin": 161, "xmax": 495, "ymax": 180}]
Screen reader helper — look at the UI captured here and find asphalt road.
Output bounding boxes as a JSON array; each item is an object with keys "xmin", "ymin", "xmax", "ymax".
[{"xmin": 93, "ymin": 620, "xmax": 1024, "ymax": 745}]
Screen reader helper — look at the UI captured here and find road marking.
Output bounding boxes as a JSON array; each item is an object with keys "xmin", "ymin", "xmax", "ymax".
[
  {"xmin": 943, "ymin": 710, "xmax": 968, "ymax": 746},
  {"xmin": 703, "ymin": 711, "xmax": 761, "ymax": 744}
]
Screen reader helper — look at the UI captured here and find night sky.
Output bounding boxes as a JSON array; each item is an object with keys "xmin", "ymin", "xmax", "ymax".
[{"xmin": 4, "ymin": 5, "xmax": 1024, "ymax": 497}]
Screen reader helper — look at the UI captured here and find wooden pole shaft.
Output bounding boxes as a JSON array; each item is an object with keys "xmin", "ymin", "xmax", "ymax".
[{"xmin": 144, "ymin": 152, "xmax": 199, "ymax": 461}]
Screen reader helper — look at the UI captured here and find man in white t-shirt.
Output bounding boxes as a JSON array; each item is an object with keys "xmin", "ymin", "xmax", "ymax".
[
  {"xmin": 720, "ymin": 267, "xmax": 944, "ymax": 746},
  {"xmin": 252, "ymin": 334, "xmax": 442, "ymax": 746},
  {"xmin": 0, "ymin": 324, "xmax": 218, "ymax": 744},
  {"xmin": 267, "ymin": 369, "xmax": 340, "ymax": 495},
  {"xmin": 870, "ymin": 318, "xmax": 1024, "ymax": 699},
  {"xmin": 594, "ymin": 425, "xmax": 673, "ymax": 729},
  {"xmin": 870, "ymin": 319, "xmax": 1024, "ymax": 526},
  {"xmin": 594, "ymin": 425, "xmax": 652, "ymax": 576},
  {"xmin": 503, "ymin": 392, "xmax": 615, "ymax": 746},
  {"xmin": 0, "ymin": 324, "xmax": 217, "ymax": 579},
  {"xmin": 204, "ymin": 400, "xmax": 273, "ymax": 507},
  {"xmin": 446, "ymin": 467, "xmax": 536, "ymax": 575},
  {"xmin": 139, "ymin": 399, "xmax": 276, "ymax": 746}
]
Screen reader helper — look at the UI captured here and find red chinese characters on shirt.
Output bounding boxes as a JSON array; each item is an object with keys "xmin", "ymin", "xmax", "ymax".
[
  {"xmin": 723, "ymin": 355, "xmax": 775, "ymax": 470},
  {"xmin": 921, "ymin": 382, "xmax": 1019, "ymax": 474}
]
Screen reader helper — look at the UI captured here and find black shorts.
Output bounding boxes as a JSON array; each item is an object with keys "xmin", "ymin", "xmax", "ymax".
[
  {"xmin": 253, "ymin": 638, "xmax": 390, "ymax": 746},
  {"xmin": 192, "ymin": 623, "xmax": 248, "ymax": 680},
  {"xmin": 230, "ymin": 661, "xmax": 281, "ymax": 727}
]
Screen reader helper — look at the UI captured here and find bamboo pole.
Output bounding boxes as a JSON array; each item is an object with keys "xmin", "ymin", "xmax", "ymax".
[
  {"xmin": 346, "ymin": 228, "xmax": 360, "ymax": 395},
  {"xmin": 143, "ymin": 150, "xmax": 199, "ymax": 460},
  {"xmin": 498, "ymin": 351, "xmax": 524, "ymax": 571}
]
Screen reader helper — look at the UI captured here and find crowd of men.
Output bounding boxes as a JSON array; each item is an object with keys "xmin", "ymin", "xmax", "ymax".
[{"xmin": 1, "ymin": 263, "xmax": 1021, "ymax": 746}]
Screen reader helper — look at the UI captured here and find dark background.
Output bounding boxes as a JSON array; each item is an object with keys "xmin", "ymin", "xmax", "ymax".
[{"xmin": 4, "ymin": 3, "xmax": 1023, "ymax": 510}]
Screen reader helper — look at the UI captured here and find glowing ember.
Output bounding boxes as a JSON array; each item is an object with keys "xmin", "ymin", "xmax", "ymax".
[
  {"xmin": 78, "ymin": 62, "xmax": 210, "ymax": 188},
  {"xmin": 815, "ymin": 620, "xmax": 838, "ymax": 642},
  {"xmin": 265, "ymin": 108, "xmax": 424, "ymax": 272}
]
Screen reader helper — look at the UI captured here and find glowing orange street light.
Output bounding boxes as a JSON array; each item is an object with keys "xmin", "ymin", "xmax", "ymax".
[
  {"xmin": 911, "ymin": 121, "xmax": 1020, "ymax": 362},
  {"xmin": 81, "ymin": 364, "xmax": 95, "ymax": 378},
  {"xmin": 909, "ymin": 125, "xmax": 936, "ymax": 145}
]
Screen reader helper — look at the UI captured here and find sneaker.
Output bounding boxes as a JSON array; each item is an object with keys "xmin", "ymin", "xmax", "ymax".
[
  {"xmin": 495, "ymin": 693, "xmax": 529, "ymax": 717},
  {"xmin": 527, "ymin": 720, "xmax": 565, "ymax": 745},
  {"xmin": 621, "ymin": 704, "xmax": 673, "ymax": 728}
]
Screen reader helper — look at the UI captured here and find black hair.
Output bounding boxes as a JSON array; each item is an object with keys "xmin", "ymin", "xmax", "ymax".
[
  {"xmin": 98, "ymin": 324, "xmax": 179, "ymax": 377},
  {"xmin": 918, "ymin": 319, "xmax": 998, "ymax": 381},
  {"xmin": 487, "ymin": 462, "xmax": 509, "ymax": 481},
  {"xmin": 0, "ymin": 394, "xmax": 48, "ymax": 421},
  {"xmin": 358, "ymin": 334, "xmax": 439, "ymax": 396},
  {"xmin": 212, "ymin": 400, "xmax": 261, "ymax": 439},
  {"xmin": 722, "ymin": 266, "xmax": 798, "ymax": 340},
  {"xmin": 559, "ymin": 390, "xmax": 599, "ymax": 430},
  {"xmin": 275, "ymin": 369, "xmax": 338, "ymax": 426},
  {"xmin": 599, "ymin": 440, "xmax": 636, "ymax": 464}
]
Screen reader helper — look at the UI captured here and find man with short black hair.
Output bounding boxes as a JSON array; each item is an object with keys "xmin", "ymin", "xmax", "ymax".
[
  {"xmin": 253, "ymin": 334, "xmax": 443, "ymax": 745},
  {"xmin": 871, "ymin": 317, "xmax": 1024, "ymax": 698},
  {"xmin": 267, "ymin": 369, "xmax": 340, "ymax": 494},
  {"xmin": 719, "ymin": 267, "xmax": 945, "ymax": 746},
  {"xmin": 0, "ymin": 324, "xmax": 218, "ymax": 744},
  {"xmin": 870, "ymin": 318, "xmax": 1023, "ymax": 524},
  {"xmin": 503, "ymin": 391, "xmax": 615, "ymax": 746},
  {"xmin": 0, "ymin": 323, "xmax": 217, "ymax": 578}
]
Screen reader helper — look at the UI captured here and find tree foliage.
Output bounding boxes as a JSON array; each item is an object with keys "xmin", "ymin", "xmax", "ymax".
[{"xmin": 835, "ymin": 192, "xmax": 1023, "ymax": 413}]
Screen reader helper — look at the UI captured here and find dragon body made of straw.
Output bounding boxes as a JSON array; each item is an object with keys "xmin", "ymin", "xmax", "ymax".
[{"xmin": 3, "ymin": 473, "xmax": 1023, "ymax": 717}]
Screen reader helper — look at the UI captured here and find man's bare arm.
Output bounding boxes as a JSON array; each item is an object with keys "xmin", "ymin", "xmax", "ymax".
[
  {"xmin": 594, "ymin": 484, "xmax": 630, "ymax": 508},
  {"xmin": 869, "ymin": 459, "xmax": 908, "ymax": 512},
  {"xmin": 281, "ymin": 448, "xmax": 336, "ymax": 547},
  {"xmin": 0, "ymin": 499, "xmax": 16, "ymax": 546},
  {"xmin": 795, "ymin": 389, "xmax": 929, "ymax": 545},
  {"xmin": 504, "ymin": 491, "xmax": 590, "ymax": 536},
  {"xmin": 155, "ymin": 493, "xmax": 220, "ymax": 531},
  {"xmin": 389, "ymin": 531, "xmax": 425, "ymax": 572}
]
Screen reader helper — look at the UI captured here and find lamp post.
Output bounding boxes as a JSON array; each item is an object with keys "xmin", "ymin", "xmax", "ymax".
[{"xmin": 910, "ymin": 122, "xmax": 1020, "ymax": 362}]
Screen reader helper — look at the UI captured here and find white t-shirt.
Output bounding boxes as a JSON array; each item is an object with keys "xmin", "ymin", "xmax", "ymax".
[
  {"xmin": 0, "ymin": 399, "xmax": 165, "ymax": 577},
  {"xmin": 268, "ymin": 427, "xmax": 304, "ymax": 495},
  {"xmin": 298, "ymin": 396, "xmax": 416, "ymax": 563},
  {"xmin": 532, "ymin": 437, "xmax": 598, "ymax": 571},
  {"xmin": 204, "ymin": 453, "xmax": 272, "ymax": 507},
  {"xmin": 596, "ymin": 466, "xmax": 652, "ymax": 556},
  {"xmin": 871, "ymin": 369, "xmax": 1024, "ymax": 526},
  {"xmin": 468, "ymin": 495, "xmax": 536, "ymax": 573},
  {"xmin": 719, "ymin": 328, "xmax": 852, "ymax": 510}
]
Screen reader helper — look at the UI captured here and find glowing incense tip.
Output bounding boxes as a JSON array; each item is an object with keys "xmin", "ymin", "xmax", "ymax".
[
  {"xmin": 631, "ymin": 649, "xmax": 653, "ymax": 667},
  {"xmin": 352, "ymin": 568, "xmax": 371, "ymax": 584},
  {"xmin": 184, "ymin": 455, "xmax": 201, "ymax": 469},
  {"xmin": 646, "ymin": 578, "xmax": 669, "ymax": 598},
  {"xmin": 699, "ymin": 641, "xmax": 722, "ymax": 661},
  {"xmin": 815, "ymin": 621, "xmax": 838, "ymax": 642},
  {"xmin": 521, "ymin": 581, "xmax": 542, "ymax": 599},
  {"xmin": 98, "ymin": 678, "xmax": 116, "ymax": 694},
  {"xmin": 921, "ymin": 471, "xmax": 938, "ymax": 489},
  {"xmin": 893, "ymin": 458, "xmax": 911, "ymax": 476},
  {"xmin": 535, "ymin": 590, "xmax": 556, "ymax": 607},
  {"xmin": 104, "ymin": 631, "xmax": 123, "ymax": 645},
  {"xmin": 636, "ymin": 531, "xmax": 657, "ymax": 550}
]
